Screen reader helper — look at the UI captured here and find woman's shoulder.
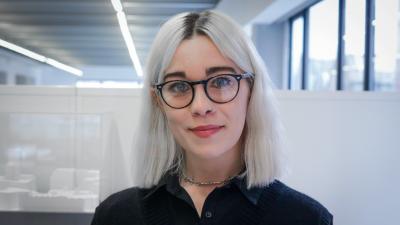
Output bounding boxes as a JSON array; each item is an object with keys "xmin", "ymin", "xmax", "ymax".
[
  {"xmin": 97, "ymin": 186, "xmax": 152, "ymax": 210},
  {"xmin": 261, "ymin": 180, "xmax": 333, "ymax": 224},
  {"xmin": 91, "ymin": 187, "xmax": 152, "ymax": 225}
]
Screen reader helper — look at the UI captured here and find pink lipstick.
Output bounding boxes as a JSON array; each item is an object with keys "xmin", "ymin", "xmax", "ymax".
[{"xmin": 189, "ymin": 125, "xmax": 224, "ymax": 138}]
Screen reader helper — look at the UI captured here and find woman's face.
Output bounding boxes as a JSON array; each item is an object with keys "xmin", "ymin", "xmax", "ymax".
[{"xmin": 160, "ymin": 35, "xmax": 251, "ymax": 161}]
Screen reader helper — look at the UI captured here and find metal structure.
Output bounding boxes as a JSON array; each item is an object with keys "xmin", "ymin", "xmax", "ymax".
[{"xmin": 0, "ymin": 0, "xmax": 218, "ymax": 69}]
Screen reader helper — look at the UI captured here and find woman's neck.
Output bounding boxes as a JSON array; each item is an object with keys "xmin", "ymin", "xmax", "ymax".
[{"xmin": 182, "ymin": 144, "xmax": 244, "ymax": 184}]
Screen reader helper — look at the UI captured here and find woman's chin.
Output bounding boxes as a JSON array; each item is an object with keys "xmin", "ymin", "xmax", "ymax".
[{"xmin": 185, "ymin": 147, "xmax": 231, "ymax": 161}]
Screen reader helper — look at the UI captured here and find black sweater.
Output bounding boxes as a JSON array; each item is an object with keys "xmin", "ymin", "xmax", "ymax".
[{"xmin": 91, "ymin": 173, "xmax": 333, "ymax": 225}]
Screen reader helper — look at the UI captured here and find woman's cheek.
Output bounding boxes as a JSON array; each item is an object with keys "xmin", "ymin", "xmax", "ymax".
[{"xmin": 166, "ymin": 112, "xmax": 187, "ymax": 138}]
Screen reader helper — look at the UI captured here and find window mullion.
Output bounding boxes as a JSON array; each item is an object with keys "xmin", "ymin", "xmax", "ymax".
[
  {"xmin": 337, "ymin": 0, "xmax": 345, "ymax": 90},
  {"xmin": 288, "ymin": 18, "xmax": 294, "ymax": 90},
  {"xmin": 364, "ymin": 0, "xmax": 375, "ymax": 91},
  {"xmin": 302, "ymin": 9, "xmax": 310, "ymax": 90}
]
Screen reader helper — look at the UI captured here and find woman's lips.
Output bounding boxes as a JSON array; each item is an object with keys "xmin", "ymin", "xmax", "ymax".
[{"xmin": 189, "ymin": 125, "xmax": 224, "ymax": 138}]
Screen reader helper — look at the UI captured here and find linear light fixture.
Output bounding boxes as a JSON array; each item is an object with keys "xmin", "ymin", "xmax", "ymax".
[
  {"xmin": 46, "ymin": 58, "xmax": 83, "ymax": 76},
  {"xmin": 0, "ymin": 38, "xmax": 83, "ymax": 76},
  {"xmin": 111, "ymin": 0, "xmax": 143, "ymax": 77},
  {"xmin": 111, "ymin": 0, "xmax": 123, "ymax": 11}
]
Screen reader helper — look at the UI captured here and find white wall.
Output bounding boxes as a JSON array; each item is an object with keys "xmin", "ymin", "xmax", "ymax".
[
  {"xmin": 215, "ymin": 0, "xmax": 275, "ymax": 25},
  {"xmin": 277, "ymin": 91, "xmax": 400, "ymax": 225},
  {"xmin": 252, "ymin": 22, "xmax": 287, "ymax": 89},
  {"xmin": 0, "ymin": 86, "xmax": 399, "ymax": 224}
]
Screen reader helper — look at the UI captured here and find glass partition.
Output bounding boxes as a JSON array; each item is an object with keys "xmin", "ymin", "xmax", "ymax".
[{"xmin": 0, "ymin": 113, "xmax": 107, "ymax": 212}]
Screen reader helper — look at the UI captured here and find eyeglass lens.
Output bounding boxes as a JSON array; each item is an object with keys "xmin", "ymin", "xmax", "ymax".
[{"xmin": 161, "ymin": 75, "xmax": 239, "ymax": 108}]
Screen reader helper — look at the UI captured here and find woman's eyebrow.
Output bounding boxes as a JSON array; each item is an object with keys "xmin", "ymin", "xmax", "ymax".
[
  {"xmin": 206, "ymin": 66, "xmax": 236, "ymax": 75},
  {"xmin": 163, "ymin": 71, "xmax": 186, "ymax": 81},
  {"xmin": 163, "ymin": 66, "xmax": 236, "ymax": 81}
]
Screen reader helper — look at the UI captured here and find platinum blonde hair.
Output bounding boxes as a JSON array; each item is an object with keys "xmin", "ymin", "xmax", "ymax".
[{"xmin": 132, "ymin": 10, "xmax": 286, "ymax": 189}]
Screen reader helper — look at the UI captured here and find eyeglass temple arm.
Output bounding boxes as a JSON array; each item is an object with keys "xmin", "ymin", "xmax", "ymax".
[{"xmin": 242, "ymin": 72, "xmax": 254, "ymax": 78}]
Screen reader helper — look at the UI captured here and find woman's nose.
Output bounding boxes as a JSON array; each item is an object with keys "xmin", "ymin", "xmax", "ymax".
[{"xmin": 190, "ymin": 85, "xmax": 215, "ymax": 117}]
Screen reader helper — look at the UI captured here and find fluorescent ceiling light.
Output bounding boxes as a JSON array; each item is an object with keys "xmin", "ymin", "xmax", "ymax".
[
  {"xmin": 111, "ymin": 0, "xmax": 143, "ymax": 77},
  {"xmin": 0, "ymin": 39, "xmax": 46, "ymax": 62},
  {"xmin": 111, "ymin": 0, "xmax": 123, "ymax": 12},
  {"xmin": 46, "ymin": 58, "xmax": 83, "ymax": 76},
  {"xmin": 0, "ymin": 38, "xmax": 82, "ymax": 76},
  {"xmin": 116, "ymin": 12, "xmax": 143, "ymax": 77}
]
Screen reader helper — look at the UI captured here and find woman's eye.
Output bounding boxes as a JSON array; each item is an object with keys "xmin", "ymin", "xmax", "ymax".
[
  {"xmin": 167, "ymin": 82, "xmax": 190, "ymax": 94},
  {"xmin": 211, "ymin": 77, "xmax": 232, "ymax": 88}
]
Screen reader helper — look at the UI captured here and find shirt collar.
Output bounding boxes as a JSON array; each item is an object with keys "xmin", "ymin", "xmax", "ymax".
[
  {"xmin": 143, "ymin": 171, "xmax": 266, "ymax": 205},
  {"xmin": 142, "ymin": 172, "xmax": 171, "ymax": 199},
  {"xmin": 231, "ymin": 175, "xmax": 264, "ymax": 205}
]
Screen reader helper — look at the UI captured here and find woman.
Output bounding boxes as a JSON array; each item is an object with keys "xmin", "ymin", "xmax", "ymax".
[{"xmin": 91, "ymin": 10, "xmax": 333, "ymax": 225}]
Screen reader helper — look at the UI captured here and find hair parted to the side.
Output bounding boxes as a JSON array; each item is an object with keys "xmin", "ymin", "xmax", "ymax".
[{"xmin": 132, "ymin": 10, "xmax": 287, "ymax": 189}]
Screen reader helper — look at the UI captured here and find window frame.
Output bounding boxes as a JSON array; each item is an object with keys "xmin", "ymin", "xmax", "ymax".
[{"xmin": 288, "ymin": 0, "xmax": 376, "ymax": 91}]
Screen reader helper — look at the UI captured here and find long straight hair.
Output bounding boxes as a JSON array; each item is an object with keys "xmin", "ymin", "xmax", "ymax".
[{"xmin": 132, "ymin": 10, "xmax": 286, "ymax": 189}]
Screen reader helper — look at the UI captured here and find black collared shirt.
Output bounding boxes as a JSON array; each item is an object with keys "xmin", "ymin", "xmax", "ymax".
[{"xmin": 91, "ymin": 172, "xmax": 333, "ymax": 225}]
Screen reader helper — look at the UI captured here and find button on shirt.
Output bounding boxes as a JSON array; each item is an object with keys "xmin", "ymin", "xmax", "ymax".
[
  {"xmin": 204, "ymin": 211, "xmax": 212, "ymax": 218},
  {"xmin": 91, "ymin": 172, "xmax": 333, "ymax": 225}
]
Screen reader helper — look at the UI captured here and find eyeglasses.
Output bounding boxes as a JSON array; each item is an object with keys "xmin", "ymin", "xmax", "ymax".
[{"xmin": 153, "ymin": 72, "xmax": 254, "ymax": 109}]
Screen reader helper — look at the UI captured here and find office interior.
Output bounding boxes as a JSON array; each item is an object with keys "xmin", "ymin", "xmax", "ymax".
[{"xmin": 0, "ymin": 0, "xmax": 399, "ymax": 224}]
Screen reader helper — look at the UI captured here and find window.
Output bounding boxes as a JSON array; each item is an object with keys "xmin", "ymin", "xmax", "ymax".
[
  {"xmin": 15, "ymin": 74, "xmax": 35, "ymax": 85},
  {"xmin": 289, "ymin": 17, "xmax": 304, "ymax": 90},
  {"xmin": 0, "ymin": 71, "xmax": 6, "ymax": 84},
  {"xmin": 307, "ymin": 0, "xmax": 339, "ymax": 91},
  {"xmin": 288, "ymin": 0, "xmax": 400, "ymax": 92},
  {"xmin": 375, "ymin": 0, "xmax": 400, "ymax": 91},
  {"xmin": 343, "ymin": 0, "xmax": 366, "ymax": 91}
]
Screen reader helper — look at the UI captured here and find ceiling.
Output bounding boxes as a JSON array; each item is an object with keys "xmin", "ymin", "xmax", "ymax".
[{"xmin": 0, "ymin": 0, "xmax": 219, "ymax": 69}]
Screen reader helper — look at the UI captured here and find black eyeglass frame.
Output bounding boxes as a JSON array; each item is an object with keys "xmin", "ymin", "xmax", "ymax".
[{"xmin": 153, "ymin": 72, "xmax": 254, "ymax": 109}]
